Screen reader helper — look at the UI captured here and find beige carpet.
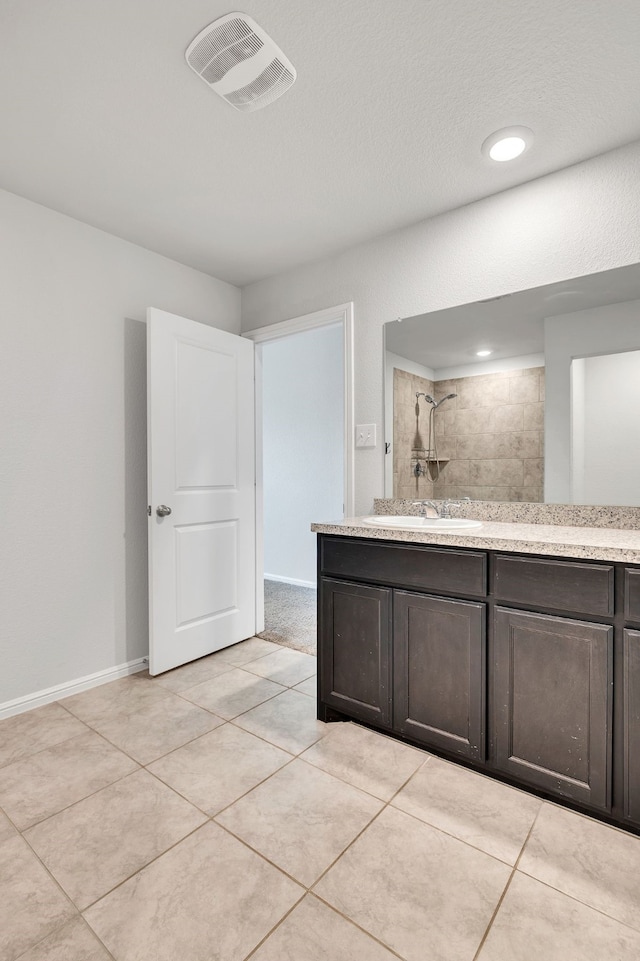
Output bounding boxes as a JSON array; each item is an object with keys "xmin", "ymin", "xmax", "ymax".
[{"xmin": 258, "ymin": 580, "xmax": 317, "ymax": 655}]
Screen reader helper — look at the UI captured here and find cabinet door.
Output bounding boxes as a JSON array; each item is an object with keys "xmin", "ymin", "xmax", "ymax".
[
  {"xmin": 623, "ymin": 629, "xmax": 640, "ymax": 823},
  {"xmin": 393, "ymin": 591, "xmax": 485, "ymax": 759},
  {"xmin": 494, "ymin": 607, "xmax": 612, "ymax": 810},
  {"xmin": 319, "ymin": 578, "xmax": 392, "ymax": 727}
]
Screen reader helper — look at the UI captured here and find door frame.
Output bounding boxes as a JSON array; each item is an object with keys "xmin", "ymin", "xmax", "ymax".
[{"xmin": 242, "ymin": 303, "xmax": 355, "ymax": 632}]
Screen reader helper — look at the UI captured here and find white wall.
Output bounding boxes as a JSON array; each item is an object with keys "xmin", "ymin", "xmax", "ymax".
[
  {"xmin": 571, "ymin": 358, "xmax": 587, "ymax": 503},
  {"xmin": 262, "ymin": 325, "xmax": 344, "ymax": 586},
  {"xmin": 242, "ymin": 140, "xmax": 640, "ymax": 514},
  {"xmin": 544, "ymin": 298, "xmax": 640, "ymax": 502},
  {"xmin": 578, "ymin": 351, "xmax": 640, "ymax": 505},
  {"xmin": 0, "ymin": 189, "xmax": 240, "ymax": 708}
]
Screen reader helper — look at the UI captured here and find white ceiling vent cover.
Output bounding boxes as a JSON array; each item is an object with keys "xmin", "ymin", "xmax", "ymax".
[{"xmin": 185, "ymin": 13, "xmax": 296, "ymax": 112}]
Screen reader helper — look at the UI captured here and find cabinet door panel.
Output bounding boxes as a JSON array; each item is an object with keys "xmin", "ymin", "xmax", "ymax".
[
  {"xmin": 624, "ymin": 569, "xmax": 640, "ymax": 624},
  {"xmin": 319, "ymin": 578, "xmax": 392, "ymax": 727},
  {"xmin": 624, "ymin": 629, "xmax": 640, "ymax": 823},
  {"xmin": 394, "ymin": 592, "xmax": 485, "ymax": 759},
  {"xmin": 494, "ymin": 607, "xmax": 612, "ymax": 810}
]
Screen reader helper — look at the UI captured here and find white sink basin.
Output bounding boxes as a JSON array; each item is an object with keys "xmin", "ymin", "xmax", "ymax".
[
  {"xmin": 362, "ymin": 515, "xmax": 427, "ymax": 529},
  {"xmin": 362, "ymin": 515, "xmax": 482, "ymax": 531},
  {"xmin": 420, "ymin": 517, "xmax": 483, "ymax": 530}
]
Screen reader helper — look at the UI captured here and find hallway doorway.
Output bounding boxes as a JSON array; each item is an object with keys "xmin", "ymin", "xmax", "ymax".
[{"xmin": 243, "ymin": 304, "xmax": 354, "ymax": 653}]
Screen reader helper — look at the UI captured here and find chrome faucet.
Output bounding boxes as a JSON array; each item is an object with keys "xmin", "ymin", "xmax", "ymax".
[
  {"xmin": 414, "ymin": 497, "xmax": 471, "ymax": 519},
  {"xmin": 414, "ymin": 499, "xmax": 442, "ymax": 518}
]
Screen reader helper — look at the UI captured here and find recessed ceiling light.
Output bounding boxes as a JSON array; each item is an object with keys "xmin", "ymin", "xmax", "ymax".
[
  {"xmin": 482, "ymin": 126, "xmax": 533, "ymax": 162},
  {"xmin": 476, "ymin": 349, "xmax": 492, "ymax": 357}
]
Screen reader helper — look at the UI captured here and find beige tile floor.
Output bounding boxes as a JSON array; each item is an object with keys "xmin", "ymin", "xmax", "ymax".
[{"xmin": 2, "ymin": 638, "xmax": 640, "ymax": 961}]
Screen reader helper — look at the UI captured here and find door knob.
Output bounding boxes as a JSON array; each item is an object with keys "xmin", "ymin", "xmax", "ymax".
[{"xmin": 156, "ymin": 505, "xmax": 172, "ymax": 517}]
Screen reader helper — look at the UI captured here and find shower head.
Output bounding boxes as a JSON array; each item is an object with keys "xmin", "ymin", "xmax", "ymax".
[
  {"xmin": 415, "ymin": 392, "xmax": 436, "ymax": 406},
  {"xmin": 433, "ymin": 392, "xmax": 457, "ymax": 409}
]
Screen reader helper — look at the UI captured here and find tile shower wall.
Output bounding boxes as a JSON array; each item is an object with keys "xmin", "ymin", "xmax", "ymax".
[
  {"xmin": 434, "ymin": 367, "xmax": 545, "ymax": 502},
  {"xmin": 393, "ymin": 366, "xmax": 545, "ymax": 503},
  {"xmin": 393, "ymin": 368, "xmax": 435, "ymax": 500}
]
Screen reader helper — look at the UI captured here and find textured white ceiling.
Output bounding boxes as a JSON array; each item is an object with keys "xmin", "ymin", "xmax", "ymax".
[{"xmin": 1, "ymin": 0, "xmax": 639, "ymax": 286}]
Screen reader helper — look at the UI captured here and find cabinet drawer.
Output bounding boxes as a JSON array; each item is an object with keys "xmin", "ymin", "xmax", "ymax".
[
  {"xmin": 625, "ymin": 569, "xmax": 640, "ymax": 623},
  {"xmin": 320, "ymin": 537, "xmax": 486, "ymax": 597},
  {"xmin": 494, "ymin": 554, "xmax": 614, "ymax": 617}
]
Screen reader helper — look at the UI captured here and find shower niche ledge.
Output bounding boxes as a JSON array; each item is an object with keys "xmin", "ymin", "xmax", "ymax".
[{"xmin": 411, "ymin": 449, "xmax": 450, "ymax": 463}]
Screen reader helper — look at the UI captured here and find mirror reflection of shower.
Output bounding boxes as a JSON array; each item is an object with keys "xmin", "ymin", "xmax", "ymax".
[{"xmin": 414, "ymin": 392, "xmax": 457, "ymax": 477}]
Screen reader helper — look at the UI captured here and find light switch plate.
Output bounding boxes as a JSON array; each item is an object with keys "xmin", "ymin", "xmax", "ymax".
[{"xmin": 355, "ymin": 424, "xmax": 377, "ymax": 448}]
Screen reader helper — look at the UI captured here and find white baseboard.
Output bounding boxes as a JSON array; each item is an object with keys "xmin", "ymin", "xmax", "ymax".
[
  {"xmin": 264, "ymin": 573, "xmax": 316, "ymax": 589},
  {"xmin": 0, "ymin": 657, "xmax": 148, "ymax": 721}
]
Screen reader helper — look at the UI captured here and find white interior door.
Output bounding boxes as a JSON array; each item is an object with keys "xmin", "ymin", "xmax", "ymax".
[{"xmin": 147, "ymin": 307, "xmax": 255, "ymax": 675}]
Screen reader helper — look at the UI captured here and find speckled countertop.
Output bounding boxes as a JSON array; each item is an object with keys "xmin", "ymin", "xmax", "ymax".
[{"xmin": 311, "ymin": 517, "xmax": 640, "ymax": 564}]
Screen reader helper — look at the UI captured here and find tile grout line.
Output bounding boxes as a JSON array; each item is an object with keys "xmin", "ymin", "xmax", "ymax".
[
  {"xmin": 514, "ymin": 861, "xmax": 640, "ymax": 935},
  {"xmin": 28, "ymin": 653, "xmax": 320, "ymax": 918},
  {"xmin": 11, "ymin": 914, "xmax": 119, "ymax": 961},
  {"xmin": 143, "ymin": 743, "xmax": 300, "ymax": 823},
  {"xmin": 12, "ymin": 832, "xmax": 83, "ymax": 942},
  {"xmin": 470, "ymin": 799, "xmax": 543, "ymax": 961},
  {"xmin": 293, "ymin": 758, "xmax": 444, "ymax": 959},
  {"xmin": 86, "ymin": 713, "xmax": 227, "ymax": 767},
  {"xmin": 23, "ymin": 749, "xmax": 315, "ymax": 917},
  {"xmin": 14, "ymin": 764, "xmax": 144, "ymax": 834},
  {"xmin": 306, "ymin": 891, "xmax": 409, "ymax": 961},
  {"xmin": 209, "ymin": 816, "xmax": 410, "ymax": 961},
  {"xmin": 203, "ymin": 753, "xmax": 299, "ymax": 820},
  {"xmin": 226, "ymin": 716, "xmax": 328, "ymax": 754},
  {"xmin": 17, "ymin": 774, "xmax": 213, "ymax": 915},
  {"xmin": 238, "ymin": 891, "xmax": 308, "ymax": 961},
  {"xmin": 0, "ymin": 803, "xmax": 23, "ymax": 838},
  {"xmin": 384, "ymin": 782, "xmax": 532, "ymax": 867},
  {"xmin": 513, "ymin": 803, "xmax": 640, "ymax": 935},
  {"xmin": 0, "ymin": 724, "xmax": 95, "ymax": 772},
  {"xmin": 208, "ymin": 748, "xmax": 434, "ymax": 902},
  {"xmin": 169, "ymin": 666, "xmax": 316, "ymax": 718},
  {"xmin": 172, "ymin": 680, "xmax": 288, "ymax": 715},
  {"xmin": 297, "ymin": 755, "xmax": 427, "ymax": 806},
  {"xmin": 307, "ymin": 753, "xmax": 436, "ymax": 895},
  {"xmin": 77, "ymin": 819, "xmax": 220, "ymax": 915},
  {"xmin": 206, "ymin": 817, "xmax": 310, "ymax": 891},
  {"xmin": 242, "ymin": 890, "xmax": 408, "ymax": 961},
  {"xmin": 56, "ymin": 665, "xmax": 318, "ymax": 769},
  {"xmin": 58, "ymin": 685, "xmax": 176, "ymax": 725},
  {"xmin": 4, "ymin": 754, "xmax": 141, "ymax": 835}
]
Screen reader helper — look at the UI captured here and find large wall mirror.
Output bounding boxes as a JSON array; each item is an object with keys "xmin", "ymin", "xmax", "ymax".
[{"xmin": 384, "ymin": 263, "xmax": 640, "ymax": 506}]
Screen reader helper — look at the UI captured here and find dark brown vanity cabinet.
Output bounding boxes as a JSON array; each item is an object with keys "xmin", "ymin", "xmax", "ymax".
[
  {"xmin": 319, "ymin": 537, "xmax": 488, "ymax": 758},
  {"xmin": 318, "ymin": 534, "xmax": 640, "ymax": 832}
]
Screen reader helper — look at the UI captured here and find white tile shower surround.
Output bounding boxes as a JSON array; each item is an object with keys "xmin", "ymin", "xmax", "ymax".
[{"xmin": 2, "ymin": 640, "xmax": 640, "ymax": 961}]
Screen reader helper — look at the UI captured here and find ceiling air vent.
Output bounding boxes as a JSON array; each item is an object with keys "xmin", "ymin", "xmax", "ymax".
[{"xmin": 185, "ymin": 13, "xmax": 296, "ymax": 112}]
